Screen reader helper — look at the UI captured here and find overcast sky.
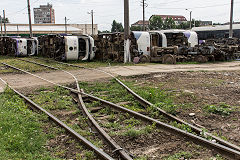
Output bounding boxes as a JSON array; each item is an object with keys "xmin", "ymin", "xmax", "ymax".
[{"xmin": 1, "ymin": 0, "xmax": 240, "ymax": 31}]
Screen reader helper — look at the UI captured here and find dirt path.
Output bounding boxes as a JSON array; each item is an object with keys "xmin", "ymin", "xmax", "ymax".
[
  {"xmin": 0, "ymin": 61, "xmax": 240, "ymax": 92},
  {"xmin": 101, "ymin": 61, "xmax": 240, "ymax": 76}
]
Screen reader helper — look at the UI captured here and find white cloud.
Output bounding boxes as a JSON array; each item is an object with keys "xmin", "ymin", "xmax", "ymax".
[{"xmin": 1, "ymin": 0, "xmax": 239, "ymax": 31}]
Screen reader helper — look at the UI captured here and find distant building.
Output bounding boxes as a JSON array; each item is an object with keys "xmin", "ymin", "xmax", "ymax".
[
  {"xmin": 131, "ymin": 20, "xmax": 150, "ymax": 29},
  {"xmin": 4, "ymin": 23, "xmax": 98, "ymax": 37},
  {"xmin": 199, "ymin": 21, "xmax": 212, "ymax": 26},
  {"xmin": 150, "ymin": 15, "xmax": 187, "ymax": 25},
  {"xmin": 34, "ymin": 3, "xmax": 55, "ymax": 24}
]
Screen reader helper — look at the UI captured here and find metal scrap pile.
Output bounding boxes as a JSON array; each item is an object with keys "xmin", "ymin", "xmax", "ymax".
[
  {"xmin": 0, "ymin": 37, "xmax": 15, "ymax": 56},
  {"xmin": 94, "ymin": 33, "xmax": 138, "ymax": 62},
  {"xmin": 94, "ymin": 33, "xmax": 124, "ymax": 62},
  {"xmin": 201, "ymin": 38, "xmax": 240, "ymax": 61},
  {"xmin": 38, "ymin": 34, "xmax": 65, "ymax": 61},
  {"xmin": 165, "ymin": 33, "xmax": 188, "ymax": 47}
]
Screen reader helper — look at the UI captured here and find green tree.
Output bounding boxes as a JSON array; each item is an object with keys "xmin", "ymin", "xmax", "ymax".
[
  {"xmin": 111, "ymin": 20, "xmax": 124, "ymax": 32},
  {"xmin": 176, "ymin": 19, "xmax": 201, "ymax": 29},
  {"xmin": 99, "ymin": 30, "xmax": 110, "ymax": 34},
  {"xmin": 149, "ymin": 15, "xmax": 164, "ymax": 30},
  {"xmin": 0, "ymin": 17, "xmax": 9, "ymax": 23},
  {"xmin": 176, "ymin": 22, "xmax": 189, "ymax": 29},
  {"xmin": 163, "ymin": 17, "xmax": 176, "ymax": 29},
  {"xmin": 193, "ymin": 20, "xmax": 200, "ymax": 27},
  {"xmin": 130, "ymin": 26, "xmax": 142, "ymax": 31}
]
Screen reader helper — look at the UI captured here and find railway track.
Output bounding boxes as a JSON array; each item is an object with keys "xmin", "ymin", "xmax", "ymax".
[
  {"xmin": 30, "ymin": 57, "xmax": 240, "ymax": 153},
  {"xmin": 3, "ymin": 59, "xmax": 133, "ymax": 160},
  {"xmin": 1, "ymin": 60, "xmax": 240, "ymax": 159},
  {"xmin": 0, "ymin": 77, "xmax": 114, "ymax": 160}
]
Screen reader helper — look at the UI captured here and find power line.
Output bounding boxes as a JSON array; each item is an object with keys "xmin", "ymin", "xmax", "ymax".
[
  {"xmin": 229, "ymin": 0, "xmax": 234, "ymax": 38},
  {"xmin": 88, "ymin": 10, "xmax": 94, "ymax": 35},
  {"xmin": 140, "ymin": 0, "xmax": 148, "ymax": 31},
  {"xmin": 27, "ymin": 0, "xmax": 33, "ymax": 37},
  {"xmin": 148, "ymin": 1, "xmax": 240, "ymax": 10},
  {"xmin": 8, "ymin": 0, "xmax": 41, "ymax": 16}
]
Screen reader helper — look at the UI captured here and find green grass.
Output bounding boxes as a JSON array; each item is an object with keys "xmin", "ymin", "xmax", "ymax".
[
  {"xmin": 0, "ymin": 87, "xmax": 59, "ymax": 159},
  {"xmin": 30, "ymin": 86, "xmax": 73, "ymax": 110},
  {"xmin": 79, "ymin": 79, "xmax": 176, "ymax": 117},
  {"xmin": 170, "ymin": 121, "xmax": 193, "ymax": 134},
  {"xmin": 0, "ymin": 56, "xmax": 50, "ymax": 73},
  {"xmin": 123, "ymin": 124, "xmax": 156, "ymax": 138},
  {"xmin": 204, "ymin": 103, "xmax": 233, "ymax": 116},
  {"xmin": 0, "ymin": 56, "xmax": 154, "ymax": 74},
  {"xmin": 163, "ymin": 151, "xmax": 192, "ymax": 160},
  {"xmin": 30, "ymin": 86, "xmax": 104, "ymax": 154}
]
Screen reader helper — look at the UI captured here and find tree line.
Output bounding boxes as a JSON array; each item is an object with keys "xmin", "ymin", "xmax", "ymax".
[
  {"xmin": 100, "ymin": 15, "xmax": 202, "ymax": 33},
  {"xmin": 0, "ymin": 17, "xmax": 10, "ymax": 23}
]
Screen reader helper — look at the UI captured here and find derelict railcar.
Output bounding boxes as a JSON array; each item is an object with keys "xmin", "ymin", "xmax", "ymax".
[
  {"xmin": 192, "ymin": 24, "xmax": 240, "ymax": 40},
  {"xmin": 38, "ymin": 34, "xmax": 96, "ymax": 61},
  {"xmin": 130, "ymin": 30, "xmax": 200, "ymax": 63},
  {"xmin": 12, "ymin": 38, "xmax": 38, "ymax": 56},
  {"xmin": 0, "ymin": 37, "xmax": 38, "ymax": 56}
]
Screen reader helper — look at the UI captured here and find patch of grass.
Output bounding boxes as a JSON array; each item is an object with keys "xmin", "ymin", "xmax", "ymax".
[
  {"xmin": 163, "ymin": 151, "xmax": 192, "ymax": 160},
  {"xmin": 0, "ymin": 56, "xmax": 147, "ymax": 74},
  {"xmin": 135, "ymin": 86, "xmax": 172, "ymax": 105},
  {"xmin": 134, "ymin": 156, "xmax": 148, "ymax": 160},
  {"xmin": 124, "ymin": 128, "xmax": 142, "ymax": 138},
  {"xmin": 102, "ymin": 121, "xmax": 121, "ymax": 129},
  {"xmin": 154, "ymin": 102, "xmax": 178, "ymax": 115},
  {"xmin": 31, "ymin": 87, "xmax": 73, "ymax": 110},
  {"xmin": 76, "ymin": 150, "xmax": 96, "ymax": 160},
  {"xmin": 124, "ymin": 118, "xmax": 141, "ymax": 126},
  {"xmin": 213, "ymin": 132, "xmax": 228, "ymax": 142},
  {"xmin": 170, "ymin": 121, "xmax": 193, "ymax": 134},
  {"xmin": 0, "ymin": 87, "xmax": 57, "ymax": 159},
  {"xmin": 123, "ymin": 124, "xmax": 156, "ymax": 138},
  {"xmin": 210, "ymin": 154, "xmax": 225, "ymax": 160},
  {"xmin": 0, "ymin": 57, "xmax": 51, "ymax": 73},
  {"xmin": 80, "ymin": 79, "xmax": 177, "ymax": 119},
  {"xmin": 204, "ymin": 103, "xmax": 233, "ymax": 116}
]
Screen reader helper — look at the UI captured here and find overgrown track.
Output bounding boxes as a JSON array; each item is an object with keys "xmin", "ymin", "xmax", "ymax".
[
  {"xmin": 2, "ymin": 61, "xmax": 240, "ymax": 159},
  {"xmin": 0, "ymin": 78, "xmax": 114, "ymax": 160},
  {"xmin": 31, "ymin": 57, "xmax": 240, "ymax": 153},
  {"xmin": 14, "ymin": 59, "xmax": 133, "ymax": 160}
]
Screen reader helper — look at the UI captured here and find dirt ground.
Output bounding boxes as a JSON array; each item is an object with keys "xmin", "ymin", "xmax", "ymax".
[
  {"xmin": 0, "ymin": 61, "xmax": 240, "ymax": 159},
  {"xmin": 124, "ymin": 70, "xmax": 240, "ymax": 150},
  {"xmin": 1, "ymin": 61, "xmax": 240, "ymax": 92}
]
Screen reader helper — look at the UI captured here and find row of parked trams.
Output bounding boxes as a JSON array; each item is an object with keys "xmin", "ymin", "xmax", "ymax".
[{"xmin": 1, "ymin": 26, "xmax": 240, "ymax": 64}]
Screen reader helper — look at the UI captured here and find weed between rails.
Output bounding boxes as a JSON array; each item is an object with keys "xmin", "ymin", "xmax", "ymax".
[
  {"xmin": 204, "ymin": 103, "xmax": 233, "ymax": 116},
  {"xmin": 79, "ymin": 79, "xmax": 177, "ymax": 116}
]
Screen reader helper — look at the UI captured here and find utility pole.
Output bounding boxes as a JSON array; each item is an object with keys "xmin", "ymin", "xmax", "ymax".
[
  {"xmin": 142, "ymin": 0, "xmax": 145, "ymax": 31},
  {"xmin": 141, "ymin": 0, "xmax": 148, "ymax": 31},
  {"xmin": 88, "ymin": 10, "xmax": 94, "ymax": 35},
  {"xmin": 17, "ymin": 25, "xmax": 19, "ymax": 36},
  {"xmin": 186, "ymin": 9, "xmax": 192, "ymax": 29},
  {"xmin": 124, "ymin": 0, "xmax": 130, "ymax": 40},
  {"xmin": 65, "ymin": 17, "xmax": 67, "ymax": 34},
  {"xmin": 0, "ymin": 15, "xmax": 3, "ymax": 37},
  {"xmin": 124, "ymin": 0, "xmax": 131, "ymax": 63},
  {"xmin": 3, "ymin": 10, "xmax": 7, "ymax": 36},
  {"xmin": 229, "ymin": 0, "xmax": 234, "ymax": 38},
  {"xmin": 27, "ymin": 0, "xmax": 33, "ymax": 38},
  {"xmin": 91, "ymin": 10, "xmax": 94, "ymax": 35}
]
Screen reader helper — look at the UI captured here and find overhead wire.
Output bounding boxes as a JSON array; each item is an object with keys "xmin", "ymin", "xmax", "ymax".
[{"xmin": 8, "ymin": 0, "xmax": 41, "ymax": 16}]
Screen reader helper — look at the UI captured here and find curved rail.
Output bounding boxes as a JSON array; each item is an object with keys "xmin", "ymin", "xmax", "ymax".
[
  {"xmin": 0, "ymin": 77, "xmax": 113, "ymax": 160},
  {"xmin": 16, "ymin": 59, "xmax": 133, "ymax": 160},
  {"xmin": 35, "ymin": 58, "xmax": 240, "ymax": 153},
  {"xmin": 2, "ymin": 62, "xmax": 240, "ymax": 160}
]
